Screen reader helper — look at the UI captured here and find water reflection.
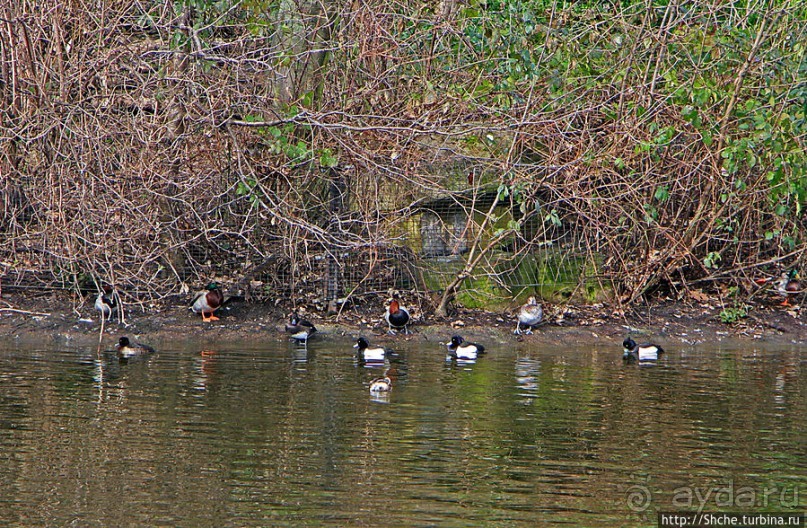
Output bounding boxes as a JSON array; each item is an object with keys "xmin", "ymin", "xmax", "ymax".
[
  {"xmin": 192, "ymin": 349, "xmax": 219, "ymax": 392},
  {"xmin": 0, "ymin": 337, "xmax": 804, "ymax": 527},
  {"xmin": 445, "ymin": 354, "xmax": 478, "ymax": 367},
  {"xmin": 289, "ymin": 341, "xmax": 310, "ymax": 363},
  {"xmin": 515, "ymin": 356, "xmax": 540, "ymax": 404},
  {"xmin": 369, "ymin": 390, "xmax": 391, "ymax": 404}
]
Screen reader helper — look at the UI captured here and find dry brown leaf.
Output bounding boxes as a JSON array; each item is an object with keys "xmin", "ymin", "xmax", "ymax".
[{"xmin": 689, "ymin": 290, "xmax": 710, "ymax": 302}]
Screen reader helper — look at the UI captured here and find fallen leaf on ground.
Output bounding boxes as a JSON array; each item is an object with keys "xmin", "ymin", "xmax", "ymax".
[{"xmin": 689, "ymin": 290, "xmax": 710, "ymax": 302}]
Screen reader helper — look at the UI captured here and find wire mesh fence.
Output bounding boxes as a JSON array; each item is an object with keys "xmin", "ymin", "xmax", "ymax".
[
  {"xmin": 1, "ymin": 1, "xmax": 805, "ymax": 314},
  {"xmin": 0, "ymin": 158, "xmax": 607, "ymax": 315}
]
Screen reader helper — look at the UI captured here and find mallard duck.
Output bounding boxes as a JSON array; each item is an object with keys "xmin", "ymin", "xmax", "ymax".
[
  {"xmin": 95, "ymin": 284, "xmax": 118, "ymax": 322},
  {"xmin": 286, "ymin": 312, "xmax": 317, "ymax": 342},
  {"xmin": 191, "ymin": 282, "xmax": 224, "ymax": 322},
  {"xmin": 353, "ymin": 336, "xmax": 387, "ymax": 363},
  {"xmin": 514, "ymin": 296, "xmax": 543, "ymax": 335},
  {"xmin": 384, "ymin": 298, "xmax": 410, "ymax": 335},
  {"xmin": 369, "ymin": 376, "xmax": 392, "ymax": 393},
  {"xmin": 622, "ymin": 337, "xmax": 664, "ymax": 362},
  {"xmin": 774, "ymin": 270, "xmax": 800, "ymax": 306},
  {"xmin": 445, "ymin": 335, "xmax": 485, "ymax": 360},
  {"xmin": 116, "ymin": 336, "xmax": 155, "ymax": 359},
  {"xmin": 756, "ymin": 270, "xmax": 800, "ymax": 306}
]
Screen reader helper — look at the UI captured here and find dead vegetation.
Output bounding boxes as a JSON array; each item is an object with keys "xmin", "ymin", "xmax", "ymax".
[{"xmin": 1, "ymin": 1, "xmax": 805, "ymax": 316}]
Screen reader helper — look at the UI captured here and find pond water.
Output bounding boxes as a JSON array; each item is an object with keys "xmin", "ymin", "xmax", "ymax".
[{"xmin": 0, "ymin": 334, "xmax": 804, "ymax": 527}]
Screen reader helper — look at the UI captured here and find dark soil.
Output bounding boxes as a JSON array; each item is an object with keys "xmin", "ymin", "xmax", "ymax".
[{"xmin": 1, "ymin": 288, "xmax": 805, "ymax": 349}]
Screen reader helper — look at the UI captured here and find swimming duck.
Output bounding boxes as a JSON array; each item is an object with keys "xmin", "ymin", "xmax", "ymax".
[
  {"xmin": 369, "ymin": 376, "xmax": 392, "ymax": 393},
  {"xmin": 353, "ymin": 336, "xmax": 387, "ymax": 362},
  {"xmin": 622, "ymin": 337, "xmax": 664, "ymax": 362},
  {"xmin": 116, "ymin": 336, "xmax": 156, "ymax": 359},
  {"xmin": 384, "ymin": 298, "xmax": 411, "ymax": 335},
  {"xmin": 191, "ymin": 282, "xmax": 224, "ymax": 322},
  {"xmin": 95, "ymin": 284, "xmax": 118, "ymax": 322},
  {"xmin": 514, "ymin": 296, "xmax": 543, "ymax": 335},
  {"xmin": 445, "ymin": 335, "xmax": 485, "ymax": 360}
]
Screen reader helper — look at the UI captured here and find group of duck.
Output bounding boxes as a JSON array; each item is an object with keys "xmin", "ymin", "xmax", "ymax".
[
  {"xmin": 294, "ymin": 295, "xmax": 669, "ymax": 392},
  {"xmin": 290, "ymin": 295, "xmax": 543, "ymax": 339},
  {"xmin": 285, "ymin": 297, "xmax": 497, "ymax": 366},
  {"xmin": 98, "ymin": 283, "xmax": 664, "ymax": 387},
  {"xmin": 286, "ymin": 297, "xmax": 506, "ymax": 394},
  {"xmin": 284, "ymin": 293, "xmax": 665, "ymax": 393},
  {"xmin": 95, "ymin": 282, "xmax": 235, "ymax": 360},
  {"xmin": 96, "ymin": 281, "xmax": 230, "ymax": 324},
  {"xmin": 97, "ymin": 268, "xmax": 801, "ymax": 390}
]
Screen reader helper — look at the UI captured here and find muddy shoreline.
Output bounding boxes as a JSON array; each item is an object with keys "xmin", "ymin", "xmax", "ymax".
[{"xmin": 1, "ymin": 290, "xmax": 805, "ymax": 349}]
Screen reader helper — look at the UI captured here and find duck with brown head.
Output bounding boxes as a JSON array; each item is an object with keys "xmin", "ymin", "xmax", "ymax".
[
  {"xmin": 369, "ymin": 375, "xmax": 392, "ymax": 393},
  {"xmin": 384, "ymin": 297, "xmax": 410, "ymax": 335}
]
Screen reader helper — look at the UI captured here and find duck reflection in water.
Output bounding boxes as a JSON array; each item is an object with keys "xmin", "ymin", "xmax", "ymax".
[
  {"xmin": 193, "ymin": 350, "xmax": 219, "ymax": 392},
  {"xmin": 291, "ymin": 343, "xmax": 311, "ymax": 363},
  {"xmin": 515, "ymin": 357, "xmax": 541, "ymax": 404},
  {"xmin": 93, "ymin": 355, "xmax": 124, "ymax": 400}
]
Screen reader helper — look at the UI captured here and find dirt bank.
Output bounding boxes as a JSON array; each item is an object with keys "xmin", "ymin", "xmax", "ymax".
[{"xmin": 0, "ymin": 289, "xmax": 805, "ymax": 349}]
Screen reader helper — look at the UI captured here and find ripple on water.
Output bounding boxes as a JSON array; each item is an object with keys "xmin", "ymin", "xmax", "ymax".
[{"xmin": 0, "ymin": 338, "xmax": 804, "ymax": 526}]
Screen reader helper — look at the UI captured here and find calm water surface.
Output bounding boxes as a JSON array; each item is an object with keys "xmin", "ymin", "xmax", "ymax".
[{"xmin": 0, "ymin": 334, "xmax": 804, "ymax": 527}]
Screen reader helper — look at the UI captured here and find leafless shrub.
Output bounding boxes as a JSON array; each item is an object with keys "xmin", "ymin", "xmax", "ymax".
[{"xmin": 1, "ymin": 1, "xmax": 804, "ymax": 315}]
